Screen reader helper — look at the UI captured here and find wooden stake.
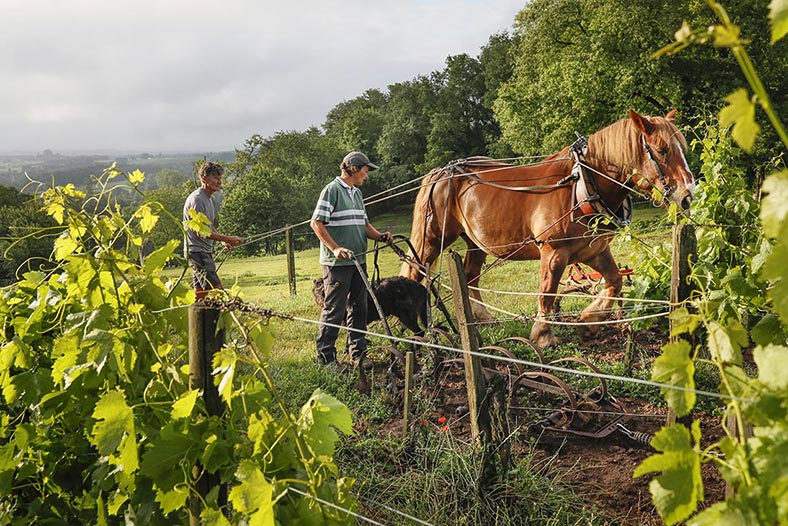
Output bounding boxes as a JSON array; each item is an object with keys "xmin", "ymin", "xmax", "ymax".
[
  {"xmin": 188, "ymin": 304, "xmax": 227, "ymax": 524},
  {"xmin": 286, "ymin": 226, "xmax": 296, "ymax": 296},
  {"xmin": 403, "ymin": 351, "xmax": 415, "ymax": 433},
  {"xmin": 447, "ymin": 251, "xmax": 487, "ymax": 444},
  {"xmin": 667, "ymin": 224, "xmax": 696, "ymax": 427}
]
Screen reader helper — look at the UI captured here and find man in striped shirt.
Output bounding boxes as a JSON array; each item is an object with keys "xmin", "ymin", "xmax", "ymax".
[{"xmin": 310, "ymin": 151, "xmax": 390, "ymax": 367}]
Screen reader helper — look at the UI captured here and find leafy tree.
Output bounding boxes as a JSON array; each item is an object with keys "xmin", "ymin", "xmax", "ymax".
[
  {"xmin": 479, "ymin": 32, "xmax": 520, "ymax": 159},
  {"xmin": 224, "ymin": 129, "xmax": 342, "ymax": 255},
  {"xmin": 376, "ymin": 77, "xmax": 437, "ymax": 184},
  {"xmin": 0, "ymin": 185, "xmax": 57, "ymax": 285},
  {"xmin": 495, "ymin": 0, "xmax": 786, "ymax": 159},
  {"xmin": 423, "ymin": 53, "xmax": 493, "ymax": 169},
  {"xmin": 153, "ymin": 167, "xmax": 189, "ymax": 190},
  {"xmin": 323, "ymin": 89, "xmax": 387, "ymax": 160}
]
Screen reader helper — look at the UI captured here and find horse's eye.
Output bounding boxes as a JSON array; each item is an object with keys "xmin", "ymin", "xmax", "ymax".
[{"xmin": 658, "ymin": 146, "xmax": 668, "ymax": 156}]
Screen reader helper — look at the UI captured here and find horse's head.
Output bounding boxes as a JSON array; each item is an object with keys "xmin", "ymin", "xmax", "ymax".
[{"xmin": 628, "ymin": 109, "xmax": 696, "ymax": 211}]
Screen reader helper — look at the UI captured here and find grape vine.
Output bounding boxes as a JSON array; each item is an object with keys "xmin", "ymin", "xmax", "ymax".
[{"xmin": 0, "ymin": 166, "xmax": 356, "ymax": 525}]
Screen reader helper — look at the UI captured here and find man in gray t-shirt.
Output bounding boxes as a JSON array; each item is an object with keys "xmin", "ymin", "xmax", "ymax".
[{"xmin": 183, "ymin": 162, "xmax": 244, "ymax": 299}]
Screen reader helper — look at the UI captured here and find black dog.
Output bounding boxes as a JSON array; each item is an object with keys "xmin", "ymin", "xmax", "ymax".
[{"xmin": 312, "ymin": 276, "xmax": 429, "ymax": 335}]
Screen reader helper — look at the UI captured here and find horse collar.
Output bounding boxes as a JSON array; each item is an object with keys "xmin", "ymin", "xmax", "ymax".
[{"xmin": 571, "ymin": 152, "xmax": 632, "ymax": 228}]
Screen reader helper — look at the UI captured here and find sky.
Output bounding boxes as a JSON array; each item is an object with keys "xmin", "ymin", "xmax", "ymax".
[{"xmin": 0, "ymin": 0, "xmax": 524, "ymax": 155}]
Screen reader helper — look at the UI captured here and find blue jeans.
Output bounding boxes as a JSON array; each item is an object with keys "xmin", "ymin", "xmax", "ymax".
[{"xmin": 316, "ymin": 264, "xmax": 368, "ymax": 364}]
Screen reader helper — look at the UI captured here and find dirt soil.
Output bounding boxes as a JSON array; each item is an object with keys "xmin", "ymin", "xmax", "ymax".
[{"xmin": 369, "ymin": 324, "xmax": 727, "ymax": 525}]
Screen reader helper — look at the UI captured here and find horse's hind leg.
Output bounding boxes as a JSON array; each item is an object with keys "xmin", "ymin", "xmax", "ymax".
[
  {"xmin": 578, "ymin": 247, "xmax": 622, "ymax": 335},
  {"xmin": 530, "ymin": 247, "xmax": 569, "ymax": 348},
  {"xmin": 462, "ymin": 235, "xmax": 494, "ymax": 321}
]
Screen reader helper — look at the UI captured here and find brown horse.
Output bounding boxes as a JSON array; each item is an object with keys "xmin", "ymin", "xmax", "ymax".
[{"xmin": 401, "ymin": 110, "xmax": 695, "ymax": 348}]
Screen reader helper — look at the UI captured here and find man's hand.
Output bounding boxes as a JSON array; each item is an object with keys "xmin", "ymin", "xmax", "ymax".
[
  {"xmin": 377, "ymin": 231, "xmax": 391, "ymax": 243},
  {"xmin": 222, "ymin": 235, "xmax": 244, "ymax": 250},
  {"xmin": 332, "ymin": 247, "xmax": 353, "ymax": 259}
]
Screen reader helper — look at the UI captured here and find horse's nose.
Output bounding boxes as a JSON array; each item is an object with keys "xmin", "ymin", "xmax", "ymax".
[{"xmin": 680, "ymin": 195, "xmax": 692, "ymax": 210}]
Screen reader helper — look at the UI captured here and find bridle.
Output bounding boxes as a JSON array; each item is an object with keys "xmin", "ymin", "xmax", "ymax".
[{"xmin": 637, "ymin": 135, "xmax": 674, "ymax": 200}]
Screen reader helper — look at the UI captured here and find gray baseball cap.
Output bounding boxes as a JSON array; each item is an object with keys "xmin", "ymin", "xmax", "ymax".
[{"xmin": 342, "ymin": 151, "xmax": 379, "ymax": 171}]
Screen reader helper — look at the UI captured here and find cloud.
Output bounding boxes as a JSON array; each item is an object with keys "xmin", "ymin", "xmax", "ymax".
[{"xmin": 0, "ymin": 0, "xmax": 523, "ymax": 153}]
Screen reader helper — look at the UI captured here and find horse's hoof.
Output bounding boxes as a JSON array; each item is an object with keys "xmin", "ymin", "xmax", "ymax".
[
  {"xmin": 577, "ymin": 321, "xmax": 601, "ymax": 339},
  {"xmin": 535, "ymin": 333, "xmax": 559, "ymax": 348}
]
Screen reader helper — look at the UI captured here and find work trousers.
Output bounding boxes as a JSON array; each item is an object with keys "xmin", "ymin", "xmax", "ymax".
[{"xmin": 316, "ymin": 264, "xmax": 368, "ymax": 364}]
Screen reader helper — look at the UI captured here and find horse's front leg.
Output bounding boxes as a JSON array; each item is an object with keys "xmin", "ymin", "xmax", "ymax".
[
  {"xmin": 578, "ymin": 247, "xmax": 623, "ymax": 336},
  {"xmin": 530, "ymin": 247, "xmax": 568, "ymax": 348},
  {"xmin": 464, "ymin": 242, "xmax": 494, "ymax": 321}
]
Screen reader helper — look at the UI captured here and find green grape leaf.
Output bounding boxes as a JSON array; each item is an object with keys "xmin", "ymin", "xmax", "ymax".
[
  {"xmin": 719, "ymin": 89, "xmax": 760, "ymax": 152},
  {"xmin": 91, "ymin": 390, "xmax": 134, "ymax": 456},
  {"xmin": 634, "ymin": 422, "xmax": 703, "ymax": 525},
  {"xmin": 753, "ymin": 344, "xmax": 788, "ymax": 390},
  {"xmin": 156, "ymin": 486, "xmax": 189, "ymax": 514},
  {"xmin": 751, "ymin": 314, "xmax": 783, "ymax": 346},
  {"xmin": 299, "ymin": 389, "xmax": 354, "ymax": 458},
  {"xmin": 201, "ymin": 508, "xmax": 232, "ymax": 526},
  {"xmin": 771, "ymin": 477, "xmax": 788, "ymax": 522},
  {"xmin": 53, "ymin": 233, "xmax": 80, "ymax": 260},
  {"xmin": 228, "ymin": 460, "xmax": 274, "ymax": 526},
  {"xmin": 128, "ymin": 169, "xmax": 145, "ymax": 184},
  {"xmin": 118, "ymin": 431, "xmax": 139, "ymax": 475},
  {"xmin": 107, "ymin": 490, "xmax": 128, "ymax": 515},
  {"xmin": 134, "ymin": 204, "xmax": 159, "ymax": 234},
  {"xmin": 143, "ymin": 239, "xmax": 180, "ymax": 275},
  {"xmin": 761, "ymin": 237, "xmax": 788, "ymax": 326},
  {"xmin": 652, "ymin": 341, "xmax": 696, "ymax": 416},
  {"xmin": 140, "ymin": 424, "xmax": 198, "ymax": 491},
  {"xmin": 212, "ymin": 348, "xmax": 238, "ymax": 406},
  {"xmin": 760, "ymin": 170, "xmax": 788, "ymax": 238},
  {"xmin": 707, "ymin": 319, "xmax": 747, "ymax": 365},
  {"xmin": 171, "ymin": 390, "xmax": 199, "ymax": 420},
  {"xmin": 770, "ymin": 0, "xmax": 788, "ymax": 43},
  {"xmin": 249, "ymin": 322, "xmax": 275, "ymax": 358},
  {"xmin": 3, "ymin": 370, "xmax": 53, "ymax": 407},
  {"xmin": 186, "ymin": 209, "xmax": 212, "ymax": 238},
  {"xmin": 669, "ymin": 307, "xmax": 701, "ymax": 337},
  {"xmin": 687, "ymin": 501, "xmax": 753, "ymax": 526}
]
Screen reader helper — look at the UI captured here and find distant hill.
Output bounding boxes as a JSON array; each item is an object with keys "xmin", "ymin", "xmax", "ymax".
[{"xmin": 0, "ymin": 150, "xmax": 235, "ymax": 189}]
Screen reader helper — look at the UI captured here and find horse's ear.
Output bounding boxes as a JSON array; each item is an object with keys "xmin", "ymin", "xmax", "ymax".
[
  {"xmin": 665, "ymin": 109, "xmax": 677, "ymax": 122},
  {"xmin": 629, "ymin": 109, "xmax": 654, "ymax": 134}
]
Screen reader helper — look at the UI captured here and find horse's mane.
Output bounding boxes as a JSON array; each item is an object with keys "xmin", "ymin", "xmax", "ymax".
[{"xmin": 588, "ymin": 115, "xmax": 686, "ymax": 172}]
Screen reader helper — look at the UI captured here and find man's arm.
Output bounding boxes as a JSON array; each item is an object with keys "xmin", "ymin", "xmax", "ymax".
[
  {"xmin": 311, "ymin": 219, "xmax": 353, "ymax": 259},
  {"xmin": 208, "ymin": 229, "xmax": 244, "ymax": 249},
  {"xmin": 365, "ymin": 223, "xmax": 391, "ymax": 243}
]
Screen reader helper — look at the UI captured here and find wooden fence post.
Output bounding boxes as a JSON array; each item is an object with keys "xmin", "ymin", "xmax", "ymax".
[
  {"xmin": 403, "ymin": 351, "xmax": 415, "ymax": 433},
  {"xmin": 447, "ymin": 251, "xmax": 508, "ymax": 492},
  {"xmin": 286, "ymin": 226, "xmax": 296, "ymax": 296},
  {"xmin": 666, "ymin": 223, "xmax": 697, "ymax": 427},
  {"xmin": 188, "ymin": 304, "xmax": 227, "ymax": 524},
  {"xmin": 447, "ymin": 252, "xmax": 487, "ymax": 444}
]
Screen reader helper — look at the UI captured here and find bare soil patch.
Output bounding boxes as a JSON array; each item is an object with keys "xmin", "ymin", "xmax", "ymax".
[{"xmin": 368, "ymin": 324, "xmax": 726, "ymax": 525}]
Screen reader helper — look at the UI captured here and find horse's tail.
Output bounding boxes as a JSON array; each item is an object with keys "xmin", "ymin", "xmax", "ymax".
[{"xmin": 400, "ymin": 168, "xmax": 445, "ymax": 280}]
